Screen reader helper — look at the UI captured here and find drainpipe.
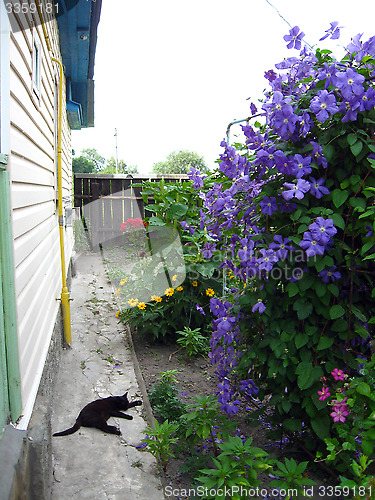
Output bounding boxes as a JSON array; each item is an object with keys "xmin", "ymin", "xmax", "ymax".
[{"xmin": 52, "ymin": 57, "xmax": 72, "ymax": 345}]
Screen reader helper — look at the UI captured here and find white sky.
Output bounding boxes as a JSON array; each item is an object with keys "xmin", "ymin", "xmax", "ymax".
[{"xmin": 71, "ymin": 0, "xmax": 375, "ymax": 175}]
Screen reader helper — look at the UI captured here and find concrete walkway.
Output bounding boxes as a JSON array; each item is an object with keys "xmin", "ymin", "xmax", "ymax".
[{"xmin": 51, "ymin": 252, "xmax": 165, "ymax": 500}]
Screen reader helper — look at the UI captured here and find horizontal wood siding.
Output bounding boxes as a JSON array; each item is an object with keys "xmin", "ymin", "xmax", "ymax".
[{"xmin": 8, "ymin": 4, "xmax": 73, "ymax": 419}]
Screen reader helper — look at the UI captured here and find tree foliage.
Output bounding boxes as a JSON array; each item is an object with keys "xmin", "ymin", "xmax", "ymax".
[{"xmin": 152, "ymin": 150, "xmax": 210, "ymax": 175}]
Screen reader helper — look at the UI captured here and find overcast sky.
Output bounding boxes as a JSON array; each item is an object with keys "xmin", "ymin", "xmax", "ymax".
[{"xmin": 71, "ymin": 0, "xmax": 375, "ymax": 175}]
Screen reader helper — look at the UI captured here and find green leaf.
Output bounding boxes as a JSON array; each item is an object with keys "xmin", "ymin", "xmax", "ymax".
[
  {"xmin": 147, "ymin": 216, "xmax": 166, "ymax": 226},
  {"xmin": 329, "ymin": 305, "xmax": 345, "ymax": 319},
  {"xmin": 350, "ymin": 141, "xmax": 363, "ymax": 157},
  {"xmin": 168, "ymin": 202, "xmax": 188, "ymax": 218},
  {"xmin": 293, "ymin": 300, "xmax": 313, "ymax": 320},
  {"xmin": 283, "ymin": 418, "xmax": 302, "ymax": 432},
  {"xmin": 317, "ymin": 336, "xmax": 334, "ymax": 350},
  {"xmin": 361, "ymin": 439, "xmax": 374, "ymax": 456},
  {"xmin": 329, "ymin": 212, "xmax": 345, "ymax": 230},
  {"xmin": 332, "ymin": 189, "xmax": 349, "ymax": 208},
  {"xmin": 363, "ymin": 253, "xmax": 375, "ymax": 261},
  {"xmin": 295, "ymin": 333, "xmax": 309, "ymax": 349},
  {"xmin": 311, "ymin": 415, "xmax": 330, "ymax": 439},
  {"xmin": 347, "ymin": 133, "xmax": 357, "ymax": 146},
  {"xmin": 286, "ymin": 282, "xmax": 299, "ymax": 297},
  {"xmin": 356, "ymin": 382, "xmax": 371, "ymax": 397}
]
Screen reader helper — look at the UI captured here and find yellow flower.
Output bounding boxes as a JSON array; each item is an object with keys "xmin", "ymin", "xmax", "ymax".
[
  {"xmin": 172, "ymin": 274, "xmax": 178, "ymax": 282},
  {"xmin": 120, "ymin": 278, "xmax": 128, "ymax": 285},
  {"xmin": 115, "ymin": 310, "xmax": 120, "ymax": 318},
  {"xmin": 127, "ymin": 298, "xmax": 139, "ymax": 307},
  {"xmin": 165, "ymin": 287, "xmax": 174, "ymax": 297},
  {"xmin": 115, "ymin": 288, "xmax": 121, "ymax": 296},
  {"xmin": 176, "ymin": 286, "xmax": 183, "ymax": 292},
  {"xmin": 137, "ymin": 302, "xmax": 146, "ymax": 310},
  {"xmin": 192, "ymin": 281, "xmax": 198, "ymax": 287},
  {"xmin": 151, "ymin": 294, "xmax": 162, "ymax": 302},
  {"xmin": 205, "ymin": 288, "xmax": 215, "ymax": 297}
]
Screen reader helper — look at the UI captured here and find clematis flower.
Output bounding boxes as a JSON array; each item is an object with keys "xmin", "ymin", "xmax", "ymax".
[
  {"xmin": 331, "ymin": 368, "xmax": 346, "ymax": 381},
  {"xmin": 318, "ymin": 386, "xmax": 331, "ymax": 401},
  {"xmin": 258, "ymin": 248, "xmax": 278, "ymax": 272},
  {"xmin": 319, "ymin": 21, "xmax": 342, "ymax": 41},
  {"xmin": 196, "ymin": 304, "xmax": 206, "ymax": 316},
  {"xmin": 335, "ymin": 68, "xmax": 365, "ymax": 100},
  {"xmin": 330, "ymin": 398, "xmax": 349, "ymax": 423},
  {"xmin": 319, "ymin": 266, "xmax": 341, "ymax": 283},
  {"xmin": 282, "ymin": 179, "xmax": 311, "ymax": 201},
  {"xmin": 310, "ymin": 90, "xmax": 339, "ymax": 122},
  {"xmin": 259, "ymin": 196, "xmax": 278, "ymax": 215},
  {"xmin": 299, "ymin": 232, "xmax": 325, "ymax": 257},
  {"xmin": 252, "ymin": 299, "xmax": 266, "ymax": 314},
  {"xmin": 309, "ymin": 217, "xmax": 337, "ymax": 244},
  {"xmin": 289, "ymin": 154, "xmax": 312, "ymax": 178},
  {"xmin": 269, "ymin": 235, "xmax": 294, "ymax": 259},
  {"xmin": 283, "ymin": 26, "xmax": 305, "ymax": 50},
  {"xmin": 309, "ymin": 177, "xmax": 330, "ymax": 199}
]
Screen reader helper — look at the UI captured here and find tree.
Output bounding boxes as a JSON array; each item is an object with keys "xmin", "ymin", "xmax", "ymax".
[
  {"xmin": 72, "ymin": 155, "xmax": 96, "ymax": 173},
  {"xmin": 152, "ymin": 150, "xmax": 210, "ymax": 175},
  {"xmin": 101, "ymin": 157, "xmax": 139, "ymax": 174},
  {"xmin": 81, "ymin": 148, "xmax": 106, "ymax": 171}
]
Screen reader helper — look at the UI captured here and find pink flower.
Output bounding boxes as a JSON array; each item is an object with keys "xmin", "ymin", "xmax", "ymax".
[
  {"xmin": 318, "ymin": 386, "xmax": 331, "ymax": 401},
  {"xmin": 330, "ymin": 398, "xmax": 349, "ymax": 423},
  {"xmin": 331, "ymin": 368, "xmax": 345, "ymax": 381}
]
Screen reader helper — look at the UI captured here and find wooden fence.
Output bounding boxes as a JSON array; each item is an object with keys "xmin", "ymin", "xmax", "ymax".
[{"xmin": 73, "ymin": 173, "xmax": 188, "ymax": 249}]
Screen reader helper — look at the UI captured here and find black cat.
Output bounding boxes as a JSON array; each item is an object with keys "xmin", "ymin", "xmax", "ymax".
[{"xmin": 53, "ymin": 392, "xmax": 142, "ymax": 437}]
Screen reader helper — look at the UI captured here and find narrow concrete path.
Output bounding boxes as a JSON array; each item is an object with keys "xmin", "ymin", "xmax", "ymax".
[{"xmin": 51, "ymin": 252, "xmax": 165, "ymax": 499}]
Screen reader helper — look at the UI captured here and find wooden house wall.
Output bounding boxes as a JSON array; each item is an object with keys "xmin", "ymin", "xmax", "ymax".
[{"xmin": 8, "ymin": 7, "xmax": 73, "ymax": 421}]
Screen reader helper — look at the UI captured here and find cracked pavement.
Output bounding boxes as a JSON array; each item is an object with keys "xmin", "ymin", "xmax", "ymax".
[{"xmin": 51, "ymin": 252, "xmax": 165, "ymax": 499}]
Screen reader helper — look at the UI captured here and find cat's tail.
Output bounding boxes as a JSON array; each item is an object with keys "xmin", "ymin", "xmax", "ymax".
[{"xmin": 53, "ymin": 420, "xmax": 81, "ymax": 437}]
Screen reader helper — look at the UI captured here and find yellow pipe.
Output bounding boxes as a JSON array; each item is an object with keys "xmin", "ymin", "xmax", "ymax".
[{"xmin": 52, "ymin": 57, "xmax": 72, "ymax": 345}]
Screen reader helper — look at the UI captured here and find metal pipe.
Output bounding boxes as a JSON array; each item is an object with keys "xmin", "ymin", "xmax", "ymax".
[{"xmin": 52, "ymin": 57, "xmax": 72, "ymax": 345}]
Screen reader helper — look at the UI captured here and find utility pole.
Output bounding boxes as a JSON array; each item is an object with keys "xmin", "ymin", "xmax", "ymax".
[{"xmin": 114, "ymin": 128, "xmax": 118, "ymax": 173}]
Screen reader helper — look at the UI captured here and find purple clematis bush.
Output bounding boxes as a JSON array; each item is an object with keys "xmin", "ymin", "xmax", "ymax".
[{"xmin": 185, "ymin": 22, "xmax": 375, "ymax": 476}]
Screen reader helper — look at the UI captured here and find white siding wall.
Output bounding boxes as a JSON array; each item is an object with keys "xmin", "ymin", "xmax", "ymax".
[{"xmin": 8, "ymin": 6, "xmax": 73, "ymax": 423}]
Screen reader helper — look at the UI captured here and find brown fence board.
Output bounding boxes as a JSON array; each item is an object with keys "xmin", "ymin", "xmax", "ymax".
[{"xmin": 74, "ymin": 174, "xmax": 188, "ymax": 250}]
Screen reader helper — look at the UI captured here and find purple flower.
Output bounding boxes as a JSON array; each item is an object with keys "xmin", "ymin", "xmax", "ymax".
[
  {"xmin": 310, "ymin": 90, "xmax": 339, "ymax": 122},
  {"xmin": 336, "ymin": 68, "xmax": 365, "ymax": 100},
  {"xmin": 309, "ymin": 177, "xmax": 330, "ymax": 199},
  {"xmin": 239, "ymin": 379, "xmax": 259, "ymax": 397},
  {"xmin": 299, "ymin": 232, "xmax": 325, "ymax": 257},
  {"xmin": 221, "ymin": 399, "xmax": 241, "ymax": 416},
  {"xmin": 252, "ymin": 299, "xmax": 266, "ymax": 314},
  {"xmin": 365, "ymin": 225, "xmax": 373, "ymax": 237},
  {"xmin": 309, "ymin": 217, "xmax": 337, "ymax": 244},
  {"xmin": 319, "ymin": 22, "xmax": 342, "ymax": 41},
  {"xmin": 202, "ymin": 242, "xmax": 216, "ymax": 259},
  {"xmin": 317, "ymin": 63, "xmax": 338, "ymax": 89},
  {"xmin": 216, "ymin": 379, "xmax": 232, "ymax": 404},
  {"xmin": 282, "ymin": 179, "xmax": 310, "ymax": 201},
  {"xmin": 258, "ymin": 249, "xmax": 278, "ymax": 272},
  {"xmin": 359, "ymin": 87, "xmax": 375, "ymax": 111},
  {"xmin": 210, "ymin": 298, "xmax": 226, "ymax": 317},
  {"xmin": 289, "ymin": 154, "xmax": 312, "ymax": 178},
  {"xmin": 273, "ymin": 106, "xmax": 298, "ymax": 139},
  {"xmin": 196, "ymin": 303, "xmax": 206, "ymax": 316},
  {"xmin": 238, "ymin": 238, "xmax": 255, "ymax": 263},
  {"xmin": 259, "ymin": 196, "xmax": 278, "ymax": 215},
  {"xmin": 311, "ymin": 141, "xmax": 328, "ymax": 168},
  {"xmin": 298, "ymin": 112, "xmax": 313, "ymax": 137},
  {"xmin": 283, "ymin": 26, "xmax": 305, "ymax": 50},
  {"xmin": 269, "ymin": 235, "xmax": 294, "ymax": 259},
  {"xmin": 319, "ymin": 266, "xmax": 341, "ymax": 283},
  {"xmin": 338, "ymin": 98, "xmax": 360, "ymax": 123}
]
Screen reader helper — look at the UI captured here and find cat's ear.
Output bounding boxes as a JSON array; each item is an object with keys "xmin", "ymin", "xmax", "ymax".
[{"xmin": 122, "ymin": 392, "xmax": 128, "ymax": 399}]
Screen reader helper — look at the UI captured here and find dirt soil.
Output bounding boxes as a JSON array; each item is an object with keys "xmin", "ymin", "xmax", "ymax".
[{"xmin": 131, "ymin": 328, "xmax": 280, "ymax": 497}]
